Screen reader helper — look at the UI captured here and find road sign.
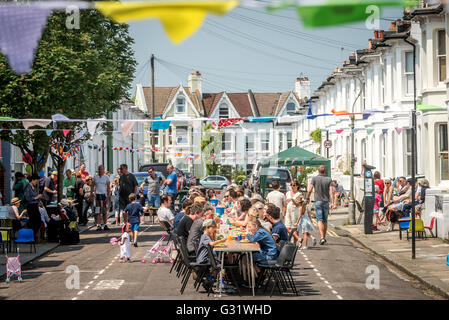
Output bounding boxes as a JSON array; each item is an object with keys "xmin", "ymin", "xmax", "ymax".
[{"xmin": 324, "ymin": 140, "xmax": 332, "ymax": 149}]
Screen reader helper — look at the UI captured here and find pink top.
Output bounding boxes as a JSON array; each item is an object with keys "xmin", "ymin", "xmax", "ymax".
[{"xmin": 374, "ymin": 193, "xmax": 382, "ymax": 210}]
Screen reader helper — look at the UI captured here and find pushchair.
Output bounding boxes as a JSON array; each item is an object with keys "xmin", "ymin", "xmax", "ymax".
[
  {"xmin": 141, "ymin": 235, "xmax": 166, "ymax": 264},
  {"xmin": 5, "ymin": 248, "xmax": 22, "ymax": 283},
  {"xmin": 153, "ymin": 240, "xmax": 174, "ymax": 264}
]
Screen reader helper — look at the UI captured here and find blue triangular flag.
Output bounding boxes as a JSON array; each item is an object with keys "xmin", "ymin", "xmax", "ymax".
[
  {"xmin": 382, "ymin": 129, "xmax": 388, "ymax": 135},
  {"xmin": 352, "ymin": 129, "xmax": 359, "ymax": 133},
  {"xmin": 46, "ymin": 129, "xmax": 53, "ymax": 136}
]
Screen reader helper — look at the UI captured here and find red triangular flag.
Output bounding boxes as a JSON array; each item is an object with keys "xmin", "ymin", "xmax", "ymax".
[
  {"xmin": 63, "ymin": 130, "xmax": 70, "ymax": 137},
  {"xmin": 336, "ymin": 129, "xmax": 344, "ymax": 134}
]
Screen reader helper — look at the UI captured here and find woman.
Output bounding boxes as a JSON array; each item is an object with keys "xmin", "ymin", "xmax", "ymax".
[
  {"xmin": 246, "ymin": 218, "xmax": 278, "ymax": 269},
  {"xmin": 81, "ymin": 176, "xmax": 94, "ymax": 225},
  {"xmin": 230, "ymin": 198, "xmax": 253, "ymax": 228},
  {"xmin": 111, "ymin": 178, "xmax": 121, "ymax": 225},
  {"xmin": 8, "ymin": 197, "xmax": 27, "ymax": 233},
  {"xmin": 23, "ymin": 174, "xmax": 43, "ymax": 241},
  {"xmin": 206, "ymin": 189, "xmax": 216, "ymax": 201},
  {"xmin": 284, "ymin": 181, "xmax": 302, "ymax": 235},
  {"xmin": 13, "ymin": 172, "xmax": 29, "ymax": 213},
  {"xmin": 74, "ymin": 172, "xmax": 85, "ymax": 225},
  {"xmin": 383, "ymin": 179, "xmax": 394, "ymax": 208},
  {"xmin": 293, "ymin": 196, "xmax": 316, "ymax": 247},
  {"xmin": 374, "ymin": 171, "xmax": 385, "ymax": 207}
]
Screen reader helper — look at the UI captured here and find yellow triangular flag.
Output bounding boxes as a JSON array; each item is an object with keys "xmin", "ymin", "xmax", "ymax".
[{"xmin": 95, "ymin": 1, "xmax": 239, "ymax": 43}]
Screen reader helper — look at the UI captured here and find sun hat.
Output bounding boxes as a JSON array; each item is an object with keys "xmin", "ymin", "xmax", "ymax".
[
  {"xmin": 59, "ymin": 199, "xmax": 70, "ymax": 208},
  {"xmin": 202, "ymin": 219, "xmax": 216, "ymax": 227},
  {"xmin": 11, "ymin": 197, "xmax": 21, "ymax": 205},
  {"xmin": 419, "ymin": 179, "xmax": 430, "ymax": 187}
]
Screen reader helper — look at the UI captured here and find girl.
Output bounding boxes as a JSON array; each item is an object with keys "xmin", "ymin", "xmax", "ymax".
[
  {"xmin": 246, "ymin": 218, "xmax": 278, "ymax": 264},
  {"xmin": 284, "ymin": 181, "xmax": 302, "ymax": 235},
  {"xmin": 119, "ymin": 223, "xmax": 131, "ymax": 262},
  {"xmin": 111, "ymin": 178, "xmax": 121, "ymax": 226},
  {"xmin": 294, "ymin": 198, "xmax": 316, "ymax": 250},
  {"xmin": 373, "ymin": 185, "xmax": 382, "ymax": 231},
  {"xmin": 230, "ymin": 198, "xmax": 251, "ymax": 226}
]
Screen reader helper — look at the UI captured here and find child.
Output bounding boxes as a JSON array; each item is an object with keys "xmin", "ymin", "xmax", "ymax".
[
  {"xmin": 373, "ymin": 185, "xmax": 382, "ymax": 231},
  {"xmin": 294, "ymin": 199, "xmax": 316, "ymax": 250},
  {"xmin": 112, "ymin": 178, "xmax": 121, "ymax": 226},
  {"xmin": 138, "ymin": 190, "xmax": 147, "ymax": 224},
  {"xmin": 246, "ymin": 218, "xmax": 278, "ymax": 266},
  {"xmin": 119, "ymin": 223, "xmax": 131, "ymax": 263},
  {"xmin": 123, "ymin": 193, "xmax": 144, "ymax": 248}
]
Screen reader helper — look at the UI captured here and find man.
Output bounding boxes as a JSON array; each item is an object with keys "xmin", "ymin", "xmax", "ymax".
[
  {"xmin": 80, "ymin": 163, "xmax": 89, "ymax": 181},
  {"xmin": 266, "ymin": 204, "xmax": 288, "ymax": 243},
  {"xmin": 63, "ymin": 169, "xmax": 76, "ymax": 200},
  {"xmin": 141, "ymin": 167, "xmax": 163, "ymax": 208},
  {"xmin": 24, "ymin": 174, "xmax": 44, "ymax": 240},
  {"xmin": 331, "ymin": 180, "xmax": 344, "ymax": 208},
  {"xmin": 307, "ymin": 165, "xmax": 335, "ymax": 245},
  {"xmin": 174, "ymin": 198, "xmax": 193, "ymax": 229},
  {"xmin": 187, "ymin": 203, "xmax": 214, "ymax": 255},
  {"xmin": 119, "ymin": 164, "xmax": 138, "ymax": 223},
  {"xmin": 93, "ymin": 165, "xmax": 111, "ymax": 231},
  {"xmin": 116, "ymin": 167, "xmax": 122, "ymax": 179},
  {"xmin": 157, "ymin": 195, "xmax": 174, "ymax": 227},
  {"xmin": 388, "ymin": 178, "xmax": 413, "ymax": 213},
  {"xmin": 176, "ymin": 202, "xmax": 203, "ymax": 239},
  {"xmin": 266, "ymin": 180, "xmax": 286, "ymax": 221},
  {"xmin": 42, "ymin": 171, "xmax": 57, "ymax": 207},
  {"xmin": 73, "ymin": 172, "xmax": 86, "ymax": 225},
  {"xmin": 162, "ymin": 165, "xmax": 178, "ymax": 211}
]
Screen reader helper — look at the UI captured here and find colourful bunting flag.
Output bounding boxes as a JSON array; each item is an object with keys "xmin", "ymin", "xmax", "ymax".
[
  {"xmin": 336, "ymin": 129, "xmax": 344, "ymax": 134},
  {"xmin": 352, "ymin": 129, "xmax": 359, "ymax": 133},
  {"xmin": 195, "ymin": 154, "xmax": 201, "ymax": 161},
  {"xmin": 395, "ymin": 128, "xmax": 403, "ymax": 135},
  {"xmin": 367, "ymin": 129, "xmax": 374, "ymax": 135},
  {"xmin": 212, "ymin": 118, "xmax": 242, "ymax": 130},
  {"xmin": 95, "ymin": 1, "xmax": 238, "ymax": 44},
  {"xmin": 382, "ymin": 129, "xmax": 388, "ymax": 135},
  {"xmin": 63, "ymin": 129, "xmax": 70, "ymax": 137}
]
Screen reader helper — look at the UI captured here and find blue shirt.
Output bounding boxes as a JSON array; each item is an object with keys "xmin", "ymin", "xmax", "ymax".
[
  {"xmin": 166, "ymin": 172, "xmax": 178, "ymax": 194},
  {"xmin": 124, "ymin": 202, "xmax": 144, "ymax": 225},
  {"xmin": 271, "ymin": 221, "xmax": 289, "ymax": 243},
  {"xmin": 173, "ymin": 211, "xmax": 185, "ymax": 229},
  {"xmin": 247, "ymin": 228, "xmax": 278, "ymax": 259}
]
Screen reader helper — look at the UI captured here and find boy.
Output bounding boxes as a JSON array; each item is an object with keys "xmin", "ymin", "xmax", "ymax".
[
  {"xmin": 266, "ymin": 204, "xmax": 289, "ymax": 243},
  {"xmin": 123, "ymin": 193, "xmax": 144, "ymax": 247}
]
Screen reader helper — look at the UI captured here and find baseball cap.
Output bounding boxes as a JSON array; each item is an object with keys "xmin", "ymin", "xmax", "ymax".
[{"xmin": 202, "ymin": 219, "xmax": 216, "ymax": 227}]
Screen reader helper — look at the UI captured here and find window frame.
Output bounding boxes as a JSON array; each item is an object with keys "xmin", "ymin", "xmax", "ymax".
[
  {"xmin": 246, "ymin": 133, "xmax": 255, "ymax": 152},
  {"xmin": 176, "ymin": 126, "xmax": 188, "ymax": 145},
  {"xmin": 175, "ymin": 96, "xmax": 186, "ymax": 114},
  {"xmin": 404, "ymin": 51, "xmax": 414, "ymax": 96},
  {"xmin": 219, "ymin": 103, "xmax": 229, "ymax": 119},
  {"xmin": 222, "ymin": 132, "xmax": 232, "ymax": 151},
  {"xmin": 438, "ymin": 123, "xmax": 449, "ymax": 181},
  {"xmin": 286, "ymin": 102, "xmax": 296, "ymax": 115},
  {"xmin": 261, "ymin": 132, "xmax": 270, "ymax": 152},
  {"xmin": 436, "ymin": 29, "xmax": 446, "ymax": 83}
]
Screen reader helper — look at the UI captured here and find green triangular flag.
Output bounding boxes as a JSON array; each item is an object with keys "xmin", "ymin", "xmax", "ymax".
[{"xmin": 367, "ymin": 129, "xmax": 374, "ymax": 135}]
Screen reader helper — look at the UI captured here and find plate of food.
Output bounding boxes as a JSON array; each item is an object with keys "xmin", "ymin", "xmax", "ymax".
[
  {"xmin": 215, "ymin": 243, "xmax": 227, "ymax": 248},
  {"xmin": 240, "ymin": 239, "xmax": 251, "ymax": 243}
]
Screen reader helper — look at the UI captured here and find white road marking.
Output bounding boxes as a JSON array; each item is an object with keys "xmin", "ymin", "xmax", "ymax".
[
  {"xmin": 89, "ymin": 281, "xmax": 94, "ymax": 285},
  {"xmin": 327, "ymin": 285, "xmax": 333, "ymax": 289},
  {"xmin": 313, "ymin": 269, "xmax": 318, "ymax": 272},
  {"xmin": 431, "ymin": 244, "xmax": 449, "ymax": 248},
  {"xmin": 84, "ymin": 285, "xmax": 89, "ymax": 290},
  {"xmin": 388, "ymin": 248, "xmax": 421, "ymax": 252},
  {"xmin": 77, "ymin": 291, "xmax": 84, "ymax": 295},
  {"xmin": 93, "ymin": 275, "xmax": 99, "ymax": 279},
  {"xmin": 310, "ymin": 265, "xmax": 315, "ymax": 268},
  {"xmin": 72, "ymin": 297, "xmax": 78, "ymax": 300},
  {"xmin": 93, "ymin": 280, "xmax": 125, "ymax": 290},
  {"xmin": 324, "ymin": 280, "xmax": 329, "ymax": 284},
  {"xmin": 316, "ymin": 273, "xmax": 321, "ymax": 277},
  {"xmin": 319, "ymin": 277, "xmax": 325, "ymax": 281},
  {"xmin": 337, "ymin": 295, "xmax": 343, "ymax": 300},
  {"xmin": 332, "ymin": 290, "xmax": 338, "ymax": 295}
]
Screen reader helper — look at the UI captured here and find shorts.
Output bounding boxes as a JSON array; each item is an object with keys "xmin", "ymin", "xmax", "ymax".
[
  {"xmin": 394, "ymin": 201, "xmax": 405, "ymax": 212},
  {"xmin": 147, "ymin": 194, "xmax": 160, "ymax": 208},
  {"xmin": 284, "ymin": 209, "xmax": 298, "ymax": 229},
  {"xmin": 131, "ymin": 223, "xmax": 140, "ymax": 232},
  {"xmin": 94, "ymin": 194, "xmax": 107, "ymax": 216},
  {"xmin": 114, "ymin": 209, "xmax": 123, "ymax": 219},
  {"xmin": 314, "ymin": 201, "xmax": 329, "ymax": 224}
]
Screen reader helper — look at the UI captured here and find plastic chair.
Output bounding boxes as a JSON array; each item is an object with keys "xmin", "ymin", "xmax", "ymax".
[
  {"xmin": 406, "ymin": 219, "xmax": 426, "ymax": 240},
  {"xmin": 0, "ymin": 231, "xmax": 6, "ymax": 253},
  {"xmin": 14, "ymin": 228, "xmax": 36, "ymax": 253},
  {"xmin": 206, "ymin": 244, "xmax": 241, "ymax": 297},
  {"xmin": 424, "ymin": 217, "xmax": 437, "ymax": 238}
]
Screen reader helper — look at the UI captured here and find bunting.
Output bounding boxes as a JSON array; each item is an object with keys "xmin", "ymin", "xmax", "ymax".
[{"xmin": 212, "ymin": 118, "xmax": 242, "ymax": 130}]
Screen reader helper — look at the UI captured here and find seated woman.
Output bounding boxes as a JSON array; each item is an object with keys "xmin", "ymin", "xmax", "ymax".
[
  {"xmin": 8, "ymin": 197, "xmax": 27, "ymax": 233},
  {"xmin": 230, "ymin": 198, "xmax": 252, "ymax": 227},
  {"xmin": 245, "ymin": 218, "xmax": 278, "ymax": 272}
]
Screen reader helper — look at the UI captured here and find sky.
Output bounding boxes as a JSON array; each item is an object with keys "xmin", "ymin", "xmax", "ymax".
[{"xmin": 127, "ymin": 4, "xmax": 404, "ymax": 97}]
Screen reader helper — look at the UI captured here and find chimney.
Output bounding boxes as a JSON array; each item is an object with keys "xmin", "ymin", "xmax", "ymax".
[
  {"xmin": 188, "ymin": 71, "xmax": 202, "ymax": 98},
  {"xmin": 295, "ymin": 77, "xmax": 310, "ymax": 100},
  {"xmin": 368, "ymin": 39, "xmax": 373, "ymax": 50},
  {"xmin": 374, "ymin": 30, "xmax": 379, "ymax": 39},
  {"xmin": 379, "ymin": 30, "xmax": 384, "ymax": 39}
]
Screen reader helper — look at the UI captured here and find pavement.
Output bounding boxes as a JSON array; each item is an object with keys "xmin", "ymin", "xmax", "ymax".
[{"xmin": 329, "ymin": 207, "xmax": 449, "ymax": 299}]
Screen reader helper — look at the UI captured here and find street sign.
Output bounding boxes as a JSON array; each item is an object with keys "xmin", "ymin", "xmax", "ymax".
[{"xmin": 324, "ymin": 140, "xmax": 332, "ymax": 149}]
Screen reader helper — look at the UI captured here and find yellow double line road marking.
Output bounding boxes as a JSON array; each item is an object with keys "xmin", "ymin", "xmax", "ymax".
[{"xmin": 311, "ymin": 218, "xmax": 339, "ymax": 237}]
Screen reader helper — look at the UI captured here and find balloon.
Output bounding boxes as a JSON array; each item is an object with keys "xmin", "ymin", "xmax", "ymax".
[{"xmin": 25, "ymin": 164, "xmax": 32, "ymax": 174}]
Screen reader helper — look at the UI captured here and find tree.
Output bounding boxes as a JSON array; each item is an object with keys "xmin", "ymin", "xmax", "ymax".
[
  {"xmin": 200, "ymin": 123, "xmax": 222, "ymax": 175},
  {"xmin": 0, "ymin": 10, "xmax": 136, "ymax": 197}
]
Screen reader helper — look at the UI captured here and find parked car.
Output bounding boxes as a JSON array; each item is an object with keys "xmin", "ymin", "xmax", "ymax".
[
  {"xmin": 199, "ymin": 175, "xmax": 231, "ymax": 190},
  {"xmin": 134, "ymin": 171, "xmax": 165, "ymax": 196},
  {"xmin": 139, "ymin": 163, "xmax": 170, "ymax": 178},
  {"xmin": 258, "ymin": 167, "xmax": 292, "ymax": 194}
]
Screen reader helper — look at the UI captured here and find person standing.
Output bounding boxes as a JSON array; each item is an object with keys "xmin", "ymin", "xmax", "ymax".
[
  {"xmin": 82, "ymin": 176, "xmax": 95, "ymax": 225},
  {"xmin": 63, "ymin": 169, "xmax": 76, "ymax": 200},
  {"xmin": 42, "ymin": 171, "xmax": 57, "ymax": 207},
  {"xmin": 162, "ymin": 165, "xmax": 177, "ymax": 212},
  {"xmin": 79, "ymin": 163, "xmax": 89, "ymax": 181},
  {"xmin": 24, "ymin": 174, "xmax": 44, "ymax": 241},
  {"xmin": 123, "ymin": 193, "xmax": 144, "ymax": 247},
  {"xmin": 284, "ymin": 181, "xmax": 301, "ymax": 235},
  {"xmin": 119, "ymin": 164, "xmax": 138, "ymax": 223},
  {"xmin": 306, "ymin": 165, "xmax": 335, "ymax": 245},
  {"xmin": 373, "ymin": 171, "xmax": 385, "ymax": 207},
  {"xmin": 13, "ymin": 172, "xmax": 29, "ymax": 213},
  {"xmin": 93, "ymin": 164, "xmax": 111, "ymax": 231},
  {"xmin": 141, "ymin": 167, "xmax": 163, "ymax": 208},
  {"xmin": 74, "ymin": 172, "xmax": 86, "ymax": 225},
  {"xmin": 266, "ymin": 180, "xmax": 286, "ymax": 221}
]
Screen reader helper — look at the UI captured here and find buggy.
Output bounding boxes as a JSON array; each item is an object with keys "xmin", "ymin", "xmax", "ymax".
[{"xmin": 5, "ymin": 248, "xmax": 22, "ymax": 283}]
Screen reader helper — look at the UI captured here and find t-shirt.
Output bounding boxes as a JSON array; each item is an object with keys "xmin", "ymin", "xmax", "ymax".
[
  {"xmin": 94, "ymin": 174, "xmax": 110, "ymax": 195},
  {"xmin": 196, "ymin": 233, "xmax": 212, "ymax": 264},
  {"xmin": 374, "ymin": 193, "xmax": 382, "ymax": 210},
  {"xmin": 146, "ymin": 174, "xmax": 162, "ymax": 195},
  {"xmin": 332, "ymin": 184, "xmax": 344, "ymax": 193},
  {"xmin": 166, "ymin": 171, "xmax": 178, "ymax": 194},
  {"xmin": 63, "ymin": 176, "xmax": 76, "ymax": 198},
  {"xmin": 157, "ymin": 206, "xmax": 174, "ymax": 226},
  {"xmin": 311, "ymin": 174, "xmax": 332, "ymax": 203},
  {"xmin": 83, "ymin": 184, "xmax": 93, "ymax": 201},
  {"xmin": 43, "ymin": 177, "xmax": 56, "ymax": 202},
  {"xmin": 247, "ymin": 228, "xmax": 278, "ymax": 259},
  {"xmin": 119, "ymin": 173, "xmax": 138, "ymax": 206},
  {"xmin": 176, "ymin": 215, "xmax": 194, "ymax": 239},
  {"xmin": 74, "ymin": 179, "xmax": 84, "ymax": 200},
  {"xmin": 374, "ymin": 179, "xmax": 385, "ymax": 194},
  {"xmin": 173, "ymin": 211, "xmax": 185, "ymax": 229},
  {"xmin": 266, "ymin": 190, "xmax": 285, "ymax": 213},
  {"xmin": 124, "ymin": 202, "xmax": 144, "ymax": 225},
  {"xmin": 271, "ymin": 221, "xmax": 289, "ymax": 243},
  {"xmin": 187, "ymin": 218, "xmax": 203, "ymax": 253},
  {"xmin": 80, "ymin": 170, "xmax": 89, "ymax": 181}
]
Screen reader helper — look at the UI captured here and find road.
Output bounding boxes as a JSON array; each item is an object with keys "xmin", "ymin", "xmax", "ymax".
[{"xmin": 0, "ymin": 214, "xmax": 439, "ymax": 300}]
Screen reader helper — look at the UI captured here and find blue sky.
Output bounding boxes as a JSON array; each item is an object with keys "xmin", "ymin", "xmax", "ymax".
[{"xmin": 127, "ymin": 4, "xmax": 403, "ymax": 96}]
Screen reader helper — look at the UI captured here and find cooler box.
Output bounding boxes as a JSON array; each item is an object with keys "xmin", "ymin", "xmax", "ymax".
[
  {"xmin": 210, "ymin": 199, "xmax": 219, "ymax": 207},
  {"xmin": 216, "ymin": 207, "xmax": 225, "ymax": 215}
]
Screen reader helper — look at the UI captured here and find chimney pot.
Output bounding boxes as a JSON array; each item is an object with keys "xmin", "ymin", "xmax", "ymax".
[
  {"xmin": 380, "ymin": 30, "xmax": 384, "ymax": 38},
  {"xmin": 374, "ymin": 30, "xmax": 379, "ymax": 39}
]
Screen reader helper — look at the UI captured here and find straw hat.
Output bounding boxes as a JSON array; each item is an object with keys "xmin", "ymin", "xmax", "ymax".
[
  {"xmin": 59, "ymin": 199, "xmax": 70, "ymax": 208},
  {"xmin": 419, "ymin": 179, "xmax": 430, "ymax": 187},
  {"xmin": 11, "ymin": 197, "xmax": 21, "ymax": 205}
]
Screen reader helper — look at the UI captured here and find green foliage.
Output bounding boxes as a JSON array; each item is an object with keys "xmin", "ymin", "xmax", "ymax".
[
  {"xmin": 343, "ymin": 170, "xmax": 351, "ymax": 175},
  {"xmin": 310, "ymin": 128, "xmax": 322, "ymax": 143},
  {"xmin": 231, "ymin": 169, "xmax": 247, "ymax": 184},
  {"xmin": 291, "ymin": 167, "xmax": 317, "ymax": 191},
  {"xmin": 0, "ymin": 10, "xmax": 136, "ymax": 174},
  {"xmin": 316, "ymin": 147, "xmax": 321, "ymax": 154}
]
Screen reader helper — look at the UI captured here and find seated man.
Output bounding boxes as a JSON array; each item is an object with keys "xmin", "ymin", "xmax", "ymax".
[
  {"xmin": 265, "ymin": 204, "xmax": 289, "ymax": 243},
  {"xmin": 174, "ymin": 198, "xmax": 193, "ymax": 229},
  {"xmin": 388, "ymin": 178, "xmax": 413, "ymax": 214},
  {"xmin": 331, "ymin": 180, "xmax": 344, "ymax": 208},
  {"xmin": 157, "ymin": 195, "xmax": 174, "ymax": 229}
]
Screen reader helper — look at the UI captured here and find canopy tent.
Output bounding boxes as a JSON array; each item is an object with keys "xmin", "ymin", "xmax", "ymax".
[{"xmin": 260, "ymin": 146, "xmax": 331, "ymax": 197}]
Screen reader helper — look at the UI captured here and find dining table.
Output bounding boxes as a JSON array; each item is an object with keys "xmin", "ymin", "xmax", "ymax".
[{"xmin": 213, "ymin": 239, "xmax": 261, "ymax": 297}]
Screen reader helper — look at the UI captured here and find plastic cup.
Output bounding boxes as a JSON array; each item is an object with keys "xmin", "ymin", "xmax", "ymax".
[
  {"xmin": 238, "ymin": 235, "xmax": 242, "ymax": 242},
  {"xmin": 228, "ymin": 235, "xmax": 233, "ymax": 241}
]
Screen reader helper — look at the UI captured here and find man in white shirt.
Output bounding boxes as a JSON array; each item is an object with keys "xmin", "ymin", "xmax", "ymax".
[
  {"xmin": 157, "ymin": 195, "xmax": 174, "ymax": 228},
  {"xmin": 266, "ymin": 180, "xmax": 286, "ymax": 221},
  {"xmin": 93, "ymin": 164, "xmax": 111, "ymax": 231}
]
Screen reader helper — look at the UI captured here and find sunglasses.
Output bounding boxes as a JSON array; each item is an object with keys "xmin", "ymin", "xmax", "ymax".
[{"xmin": 256, "ymin": 207, "xmax": 263, "ymax": 210}]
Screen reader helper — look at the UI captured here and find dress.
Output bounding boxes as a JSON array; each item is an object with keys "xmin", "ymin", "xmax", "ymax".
[
  {"xmin": 120, "ymin": 232, "xmax": 131, "ymax": 258},
  {"xmin": 285, "ymin": 191, "xmax": 300, "ymax": 229},
  {"xmin": 297, "ymin": 208, "xmax": 315, "ymax": 234}
]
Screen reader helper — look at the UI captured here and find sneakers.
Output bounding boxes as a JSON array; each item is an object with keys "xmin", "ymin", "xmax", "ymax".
[
  {"xmin": 96, "ymin": 225, "xmax": 102, "ymax": 231},
  {"xmin": 319, "ymin": 238, "xmax": 327, "ymax": 245},
  {"xmin": 103, "ymin": 225, "xmax": 110, "ymax": 231},
  {"xmin": 133, "ymin": 242, "xmax": 138, "ymax": 248}
]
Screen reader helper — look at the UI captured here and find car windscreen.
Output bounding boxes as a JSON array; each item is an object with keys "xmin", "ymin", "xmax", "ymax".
[
  {"xmin": 265, "ymin": 169, "xmax": 289, "ymax": 181},
  {"xmin": 135, "ymin": 174, "xmax": 149, "ymax": 185}
]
